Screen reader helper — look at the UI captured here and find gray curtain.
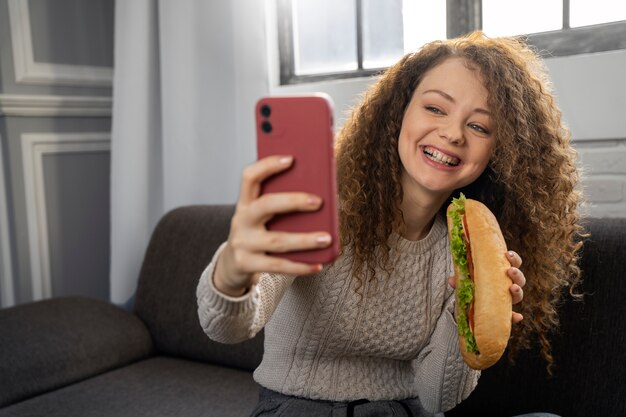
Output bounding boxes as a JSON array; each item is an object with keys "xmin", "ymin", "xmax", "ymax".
[{"xmin": 110, "ymin": 0, "xmax": 269, "ymax": 305}]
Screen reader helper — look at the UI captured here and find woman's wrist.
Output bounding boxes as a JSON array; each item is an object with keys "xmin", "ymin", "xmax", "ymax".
[
  {"xmin": 213, "ymin": 247, "xmax": 250, "ymax": 297},
  {"xmin": 213, "ymin": 276, "xmax": 248, "ymax": 297}
]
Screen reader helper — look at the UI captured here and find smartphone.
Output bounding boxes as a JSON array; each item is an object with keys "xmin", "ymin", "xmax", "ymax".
[{"xmin": 255, "ymin": 94, "xmax": 339, "ymax": 264}]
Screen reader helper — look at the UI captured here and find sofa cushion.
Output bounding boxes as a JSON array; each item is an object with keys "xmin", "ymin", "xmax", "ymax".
[
  {"xmin": 134, "ymin": 205, "xmax": 264, "ymax": 372},
  {"xmin": 0, "ymin": 297, "xmax": 153, "ymax": 408},
  {"xmin": 0, "ymin": 356, "xmax": 260, "ymax": 417}
]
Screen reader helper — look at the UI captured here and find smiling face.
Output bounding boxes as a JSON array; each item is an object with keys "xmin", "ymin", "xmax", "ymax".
[{"xmin": 398, "ymin": 57, "xmax": 495, "ymax": 204}]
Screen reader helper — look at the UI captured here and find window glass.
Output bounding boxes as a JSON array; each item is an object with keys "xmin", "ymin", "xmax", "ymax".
[
  {"xmin": 402, "ymin": 0, "xmax": 447, "ymax": 53},
  {"xmin": 570, "ymin": 0, "xmax": 626, "ymax": 27},
  {"xmin": 292, "ymin": 0, "xmax": 357, "ymax": 75},
  {"xmin": 362, "ymin": 0, "xmax": 404, "ymax": 68},
  {"xmin": 280, "ymin": 0, "xmax": 626, "ymax": 84},
  {"xmin": 482, "ymin": 0, "xmax": 562, "ymax": 37}
]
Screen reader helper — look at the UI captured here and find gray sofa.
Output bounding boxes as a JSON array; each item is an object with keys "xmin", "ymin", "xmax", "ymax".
[{"xmin": 0, "ymin": 205, "xmax": 624, "ymax": 417}]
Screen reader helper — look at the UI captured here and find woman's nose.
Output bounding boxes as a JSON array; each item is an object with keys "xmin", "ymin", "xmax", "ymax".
[{"xmin": 439, "ymin": 122, "xmax": 465, "ymax": 145}]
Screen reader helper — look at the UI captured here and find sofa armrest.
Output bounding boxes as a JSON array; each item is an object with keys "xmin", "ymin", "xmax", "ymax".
[{"xmin": 0, "ymin": 296, "xmax": 154, "ymax": 407}]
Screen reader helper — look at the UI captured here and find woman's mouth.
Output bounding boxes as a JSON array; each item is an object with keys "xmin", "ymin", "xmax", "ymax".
[{"xmin": 422, "ymin": 146, "xmax": 461, "ymax": 167}]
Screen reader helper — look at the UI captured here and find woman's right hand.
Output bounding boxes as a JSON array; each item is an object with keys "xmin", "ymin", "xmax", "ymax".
[{"xmin": 213, "ymin": 155, "xmax": 333, "ymax": 296}]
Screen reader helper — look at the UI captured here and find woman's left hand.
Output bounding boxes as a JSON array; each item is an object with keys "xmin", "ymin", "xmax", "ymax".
[{"xmin": 506, "ymin": 250, "xmax": 525, "ymax": 324}]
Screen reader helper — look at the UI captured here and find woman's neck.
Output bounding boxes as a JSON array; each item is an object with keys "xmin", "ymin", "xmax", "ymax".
[{"xmin": 399, "ymin": 189, "xmax": 450, "ymax": 241}]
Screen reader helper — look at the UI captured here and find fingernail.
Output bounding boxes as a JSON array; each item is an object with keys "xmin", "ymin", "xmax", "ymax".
[
  {"xmin": 316, "ymin": 234, "xmax": 332, "ymax": 244},
  {"xmin": 279, "ymin": 156, "xmax": 293, "ymax": 165},
  {"xmin": 508, "ymin": 251, "xmax": 515, "ymax": 258},
  {"xmin": 308, "ymin": 196, "xmax": 322, "ymax": 206}
]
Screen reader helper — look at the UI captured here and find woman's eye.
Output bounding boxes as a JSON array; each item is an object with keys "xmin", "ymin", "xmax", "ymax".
[
  {"xmin": 469, "ymin": 123, "xmax": 490, "ymax": 135},
  {"xmin": 426, "ymin": 106, "xmax": 443, "ymax": 115}
]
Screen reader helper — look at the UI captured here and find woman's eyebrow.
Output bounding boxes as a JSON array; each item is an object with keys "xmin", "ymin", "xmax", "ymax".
[
  {"xmin": 423, "ymin": 89, "xmax": 491, "ymax": 116},
  {"xmin": 423, "ymin": 89, "xmax": 455, "ymax": 102}
]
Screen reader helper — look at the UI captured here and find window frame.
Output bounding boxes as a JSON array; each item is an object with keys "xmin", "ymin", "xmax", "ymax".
[
  {"xmin": 277, "ymin": 0, "xmax": 626, "ymax": 85},
  {"xmin": 277, "ymin": 0, "xmax": 385, "ymax": 85}
]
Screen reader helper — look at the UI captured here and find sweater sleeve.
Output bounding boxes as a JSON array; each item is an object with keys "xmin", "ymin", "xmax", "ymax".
[
  {"xmin": 196, "ymin": 242, "xmax": 296, "ymax": 344},
  {"xmin": 413, "ymin": 293, "xmax": 481, "ymax": 412}
]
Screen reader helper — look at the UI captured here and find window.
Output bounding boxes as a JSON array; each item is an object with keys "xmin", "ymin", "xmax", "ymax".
[
  {"xmin": 277, "ymin": 0, "xmax": 626, "ymax": 85},
  {"xmin": 277, "ymin": 0, "xmax": 445, "ymax": 84}
]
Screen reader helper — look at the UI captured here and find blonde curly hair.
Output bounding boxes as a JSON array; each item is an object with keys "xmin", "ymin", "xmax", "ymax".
[{"xmin": 334, "ymin": 31, "xmax": 585, "ymax": 373}]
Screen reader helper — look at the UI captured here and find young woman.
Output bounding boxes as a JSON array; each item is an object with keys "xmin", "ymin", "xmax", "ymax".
[{"xmin": 196, "ymin": 32, "xmax": 583, "ymax": 416}]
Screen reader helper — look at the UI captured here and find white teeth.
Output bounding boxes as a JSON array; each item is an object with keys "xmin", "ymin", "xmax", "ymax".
[{"xmin": 424, "ymin": 147, "xmax": 460, "ymax": 166}]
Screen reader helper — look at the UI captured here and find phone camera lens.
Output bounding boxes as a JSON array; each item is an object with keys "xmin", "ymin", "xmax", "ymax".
[
  {"xmin": 261, "ymin": 121, "xmax": 273, "ymax": 133},
  {"xmin": 260, "ymin": 104, "xmax": 271, "ymax": 117}
]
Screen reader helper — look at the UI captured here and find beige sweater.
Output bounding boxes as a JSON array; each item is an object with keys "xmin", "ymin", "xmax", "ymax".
[{"xmin": 196, "ymin": 214, "xmax": 479, "ymax": 412}]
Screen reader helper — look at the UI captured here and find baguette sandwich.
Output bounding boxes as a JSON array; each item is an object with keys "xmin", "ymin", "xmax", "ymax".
[{"xmin": 446, "ymin": 193, "xmax": 512, "ymax": 370}]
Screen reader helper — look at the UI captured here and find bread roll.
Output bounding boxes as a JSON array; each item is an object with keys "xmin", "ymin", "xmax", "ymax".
[{"xmin": 447, "ymin": 197, "xmax": 512, "ymax": 370}]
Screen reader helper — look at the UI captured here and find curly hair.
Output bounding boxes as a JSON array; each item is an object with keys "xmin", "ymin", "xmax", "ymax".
[{"xmin": 334, "ymin": 31, "xmax": 585, "ymax": 373}]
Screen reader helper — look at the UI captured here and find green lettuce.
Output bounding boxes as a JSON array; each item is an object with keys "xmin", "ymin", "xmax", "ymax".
[{"xmin": 449, "ymin": 193, "xmax": 479, "ymax": 354}]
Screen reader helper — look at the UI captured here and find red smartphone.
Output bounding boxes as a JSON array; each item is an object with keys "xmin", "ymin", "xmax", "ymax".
[{"xmin": 255, "ymin": 94, "xmax": 339, "ymax": 265}]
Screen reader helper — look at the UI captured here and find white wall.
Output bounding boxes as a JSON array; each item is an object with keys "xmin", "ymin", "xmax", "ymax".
[
  {"xmin": 546, "ymin": 50, "xmax": 626, "ymax": 217},
  {"xmin": 546, "ymin": 50, "xmax": 626, "ymax": 141}
]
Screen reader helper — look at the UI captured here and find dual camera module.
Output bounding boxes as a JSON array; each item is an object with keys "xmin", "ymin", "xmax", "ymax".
[{"xmin": 260, "ymin": 104, "xmax": 273, "ymax": 134}]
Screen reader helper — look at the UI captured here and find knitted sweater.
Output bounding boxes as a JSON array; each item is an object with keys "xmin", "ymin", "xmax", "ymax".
[{"xmin": 196, "ymin": 214, "xmax": 480, "ymax": 412}]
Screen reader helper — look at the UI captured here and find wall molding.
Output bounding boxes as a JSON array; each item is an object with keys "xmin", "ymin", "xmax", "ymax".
[
  {"xmin": 0, "ymin": 133, "xmax": 16, "ymax": 308},
  {"xmin": 0, "ymin": 94, "xmax": 112, "ymax": 117},
  {"xmin": 21, "ymin": 132, "xmax": 111, "ymax": 301},
  {"xmin": 8, "ymin": 0, "xmax": 113, "ymax": 87}
]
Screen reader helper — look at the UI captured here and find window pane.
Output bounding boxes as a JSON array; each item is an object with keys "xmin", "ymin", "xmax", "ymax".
[
  {"xmin": 402, "ymin": 0, "xmax": 447, "ymax": 52},
  {"xmin": 570, "ymin": 0, "xmax": 626, "ymax": 27},
  {"xmin": 482, "ymin": 0, "xmax": 562, "ymax": 37},
  {"xmin": 362, "ymin": 0, "xmax": 404, "ymax": 68},
  {"xmin": 292, "ymin": 0, "xmax": 357, "ymax": 75}
]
